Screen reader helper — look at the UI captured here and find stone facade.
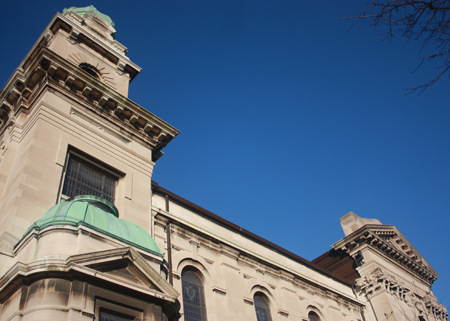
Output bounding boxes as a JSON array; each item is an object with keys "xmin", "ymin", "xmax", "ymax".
[
  {"xmin": 151, "ymin": 186, "xmax": 363, "ymax": 321},
  {"xmin": 0, "ymin": 6, "xmax": 446, "ymax": 321},
  {"xmin": 332, "ymin": 213, "xmax": 446, "ymax": 321},
  {"xmin": 0, "ymin": 7, "xmax": 179, "ymax": 321}
]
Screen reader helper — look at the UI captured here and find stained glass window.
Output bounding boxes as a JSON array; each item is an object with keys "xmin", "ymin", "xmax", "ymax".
[
  {"xmin": 182, "ymin": 269, "xmax": 207, "ymax": 321},
  {"xmin": 254, "ymin": 293, "xmax": 272, "ymax": 321},
  {"xmin": 62, "ymin": 154, "xmax": 117, "ymax": 203}
]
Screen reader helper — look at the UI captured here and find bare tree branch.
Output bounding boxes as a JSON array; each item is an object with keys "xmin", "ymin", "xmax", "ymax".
[{"xmin": 345, "ymin": 0, "xmax": 450, "ymax": 93}]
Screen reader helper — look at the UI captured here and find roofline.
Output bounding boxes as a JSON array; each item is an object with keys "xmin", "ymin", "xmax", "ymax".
[
  {"xmin": 331, "ymin": 223, "xmax": 438, "ymax": 284},
  {"xmin": 151, "ymin": 181, "xmax": 355, "ymax": 287}
]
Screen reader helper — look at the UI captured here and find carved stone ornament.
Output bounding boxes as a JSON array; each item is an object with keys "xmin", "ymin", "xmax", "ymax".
[
  {"xmin": 357, "ymin": 268, "xmax": 410, "ymax": 302},
  {"xmin": 357, "ymin": 268, "xmax": 448, "ymax": 321}
]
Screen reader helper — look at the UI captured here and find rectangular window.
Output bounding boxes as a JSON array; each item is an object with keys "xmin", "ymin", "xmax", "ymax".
[
  {"xmin": 61, "ymin": 151, "xmax": 120, "ymax": 203},
  {"xmin": 100, "ymin": 310, "xmax": 134, "ymax": 321},
  {"xmin": 95, "ymin": 299, "xmax": 142, "ymax": 321}
]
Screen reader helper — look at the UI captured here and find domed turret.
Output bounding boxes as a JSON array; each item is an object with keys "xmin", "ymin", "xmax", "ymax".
[{"xmin": 21, "ymin": 195, "xmax": 162, "ymax": 258}]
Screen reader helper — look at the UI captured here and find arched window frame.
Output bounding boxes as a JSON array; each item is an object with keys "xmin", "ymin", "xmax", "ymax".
[
  {"xmin": 307, "ymin": 306, "xmax": 325, "ymax": 321},
  {"xmin": 79, "ymin": 62, "xmax": 101, "ymax": 79},
  {"xmin": 181, "ymin": 267, "xmax": 207, "ymax": 321},
  {"xmin": 309, "ymin": 311, "xmax": 321, "ymax": 321},
  {"xmin": 253, "ymin": 292, "xmax": 272, "ymax": 321}
]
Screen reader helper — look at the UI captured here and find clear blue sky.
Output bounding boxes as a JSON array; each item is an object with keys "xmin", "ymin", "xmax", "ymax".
[{"xmin": 1, "ymin": 1, "xmax": 449, "ymax": 305}]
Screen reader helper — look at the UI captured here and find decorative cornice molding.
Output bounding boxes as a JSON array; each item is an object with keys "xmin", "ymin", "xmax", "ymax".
[
  {"xmin": 0, "ymin": 48, "xmax": 179, "ymax": 160},
  {"xmin": 153, "ymin": 206, "xmax": 364, "ymax": 307},
  {"xmin": 0, "ymin": 247, "xmax": 178, "ymax": 304},
  {"xmin": 333, "ymin": 225, "xmax": 437, "ymax": 285},
  {"xmin": 277, "ymin": 309, "xmax": 289, "ymax": 316},
  {"xmin": 57, "ymin": 12, "xmax": 137, "ymax": 69},
  {"xmin": 212, "ymin": 286, "xmax": 227, "ymax": 295}
]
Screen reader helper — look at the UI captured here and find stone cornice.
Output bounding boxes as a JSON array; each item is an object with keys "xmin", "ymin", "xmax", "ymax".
[
  {"xmin": 0, "ymin": 247, "xmax": 179, "ymax": 304},
  {"xmin": 332, "ymin": 225, "xmax": 438, "ymax": 285},
  {"xmin": 0, "ymin": 48, "xmax": 179, "ymax": 161},
  {"xmin": 17, "ymin": 12, "xmax": 140, "ymax": 81},
  {"xmin": 153, "ymin": 208, "xmax": 364, "ymax": 308},
  {"xmin": 14, "ymin": 224, "xmax": 164, "ymax": 264},
  {"xmin": 58, "ymin": 11, "xmax": 129, "ymax": 57}
]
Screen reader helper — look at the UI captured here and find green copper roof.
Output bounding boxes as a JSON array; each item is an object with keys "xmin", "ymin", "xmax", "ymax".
[
  {"xmin": 63, "ymin": 5, "xmax": 115, "ymax": 27},
  {"xmin": 19, "ymin": 195, "xmax": 162, "ymax": 257}
]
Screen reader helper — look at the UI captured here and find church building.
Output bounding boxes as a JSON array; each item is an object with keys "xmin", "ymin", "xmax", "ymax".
[{"xmin": 0, "ymin": 6, "xmax": 446, "ymax": 321}]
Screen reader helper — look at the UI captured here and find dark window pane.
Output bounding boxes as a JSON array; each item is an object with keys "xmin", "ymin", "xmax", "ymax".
[
  {"xmin": 62, "ymin": 155, "xmax": 116, "ymax": 202},
  {"xmin": 79, "ymin": 63, "xmax": 100, "ymax": 79},
  {"xmin": 100, "ymin": 311, "xmax": 132, "ymax": 321},
  {"xmin": 309, "ymin": 312, "xmax": 320, "ymax": 321}
]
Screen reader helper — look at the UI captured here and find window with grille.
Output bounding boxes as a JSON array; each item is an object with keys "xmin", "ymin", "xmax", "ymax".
[
  {"xmin": 181, "ymin": 269, "xmax": 207, "ymax": 321},
  {"xmin": 254, "ymin": 293, "xmax": 272, "ymax": 321},
  {"xmin": 61, "ymin": 153, "xmax": 118, "ymax": 203}
]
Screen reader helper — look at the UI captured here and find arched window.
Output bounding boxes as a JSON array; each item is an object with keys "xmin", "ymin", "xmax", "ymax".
[
  {"xmin": 309, "ymin": 311, "xmax": 321, "ymax": 321},
  {"xmin": 181, "ymin": 269, "xmax": 207, "ymax": 321},
  {"xmin": 79, "ymin": 62, "xmax": 100, "ymax": 79},
  {"xmin": 254, "ymin": 292, "xmax": 272, "ymax": 321}
]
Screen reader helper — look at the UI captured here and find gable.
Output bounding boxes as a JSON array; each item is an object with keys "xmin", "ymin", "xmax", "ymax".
[
  {"xmin": 369, "ymin": 227, "xmax": 434, "ymax": 274},
  {"xmin": 68, "ymin": 247, "xmax": 179, "ymax": 300},
  {"xmin": 332, "ymin": 225, "xmax": 438, "ymax": 285},
  {"xmin": 87, "ymin": 260, "xmax": 157, "ymax": 289}
]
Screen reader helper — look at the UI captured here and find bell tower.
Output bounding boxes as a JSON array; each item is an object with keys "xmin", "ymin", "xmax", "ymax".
[
  {"xmin": 51, "ymin": 5, "xmax": 140, "ymax": 97},
  {"xmin": 0, "ymin": 6, "xmax": 179, "ymax": 275}
]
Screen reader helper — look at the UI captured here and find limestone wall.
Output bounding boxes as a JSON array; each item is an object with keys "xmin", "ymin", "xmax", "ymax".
[
  {"xmin": 152, "ymin": 193, "xmax": 365, "ymax": 321},
  {"xmin": 0, "ymin": 86, "xmax": 155, "ymax": 276},
  {"xmin": 0, "ymin": 278, "xmax": 171, "ymax": 321}
]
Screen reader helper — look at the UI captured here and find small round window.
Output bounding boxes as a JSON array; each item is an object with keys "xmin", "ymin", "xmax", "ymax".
[{"xmin": 79, "ymin": 63, "xmax": 100, "ymax": 79}]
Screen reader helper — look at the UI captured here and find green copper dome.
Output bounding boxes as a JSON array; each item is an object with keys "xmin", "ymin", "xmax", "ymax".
[
  {"xmin": 63, "ymin": 5, "xmax": 115, "ymax": 27},
  {"xmin": 20, "ymin": 195, "xmax": 162, "ymax": 257}
]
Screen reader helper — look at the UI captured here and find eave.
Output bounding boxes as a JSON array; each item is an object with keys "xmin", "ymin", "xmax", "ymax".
[
  {"xmin": 332, "ymin": 224, "xmax": 438, "ymax": 285},
  {"xmin": 0, "ymin": 47, "xmax": 179, "ymax": 161}
]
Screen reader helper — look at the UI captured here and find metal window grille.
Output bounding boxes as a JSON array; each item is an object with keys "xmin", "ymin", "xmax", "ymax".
[
  {"xmin": 182, "ymin": 270, "xmax": 207, "ymax": 321},
  {"xmin": 254, "ymin": 293, "xmax": 272, "ymax": 321},
  {"xmin": 62, "ymin": 155, "xmax": 116, "ymax": 203}
]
